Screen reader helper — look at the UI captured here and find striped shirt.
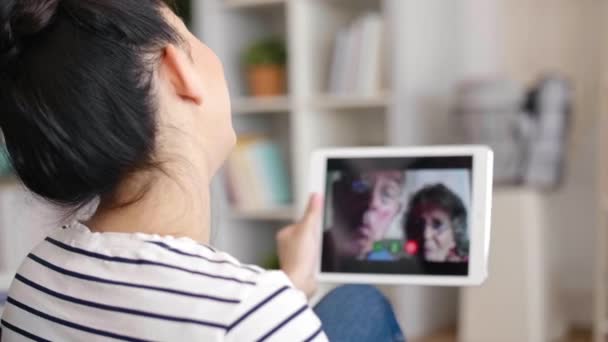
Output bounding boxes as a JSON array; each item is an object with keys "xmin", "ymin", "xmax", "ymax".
[{"xmin": 0, "ymin": 222, "xmax": 327, "ymax": 341}]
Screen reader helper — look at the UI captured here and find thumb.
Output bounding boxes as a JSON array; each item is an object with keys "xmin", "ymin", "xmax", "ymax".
[{"xmin": 300, "ymin": 193, "xmax": 322, "ymax": 227}]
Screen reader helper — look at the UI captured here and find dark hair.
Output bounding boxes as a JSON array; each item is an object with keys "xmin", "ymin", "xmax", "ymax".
[
  {"xmin": 0, "ymin": 0, "xmax": 181, "ymax": 209},
  {"xmin": 405, "ymin": 183, "xmax": 469, "ymax": 257}
]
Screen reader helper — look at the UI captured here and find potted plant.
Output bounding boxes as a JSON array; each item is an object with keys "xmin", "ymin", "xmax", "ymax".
[{"xmin": 243, "ymin": 37, "xmax": 287, "ymax": 97}]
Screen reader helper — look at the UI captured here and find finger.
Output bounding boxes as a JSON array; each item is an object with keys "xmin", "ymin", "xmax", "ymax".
[
  {"xmin": 276, "ymin": 224, "xmax": 295, "ymax": 240},
  {"xmin": 300, "ymin": 193, "xmax": 322, "ymax": 226}
]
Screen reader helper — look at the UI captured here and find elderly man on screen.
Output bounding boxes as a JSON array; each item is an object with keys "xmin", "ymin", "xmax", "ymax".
[{"xmin": 323, "ymin": 170, "xmax": 406, "ymax": 267}]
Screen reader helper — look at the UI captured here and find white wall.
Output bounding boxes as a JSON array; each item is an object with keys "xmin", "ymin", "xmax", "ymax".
[
  {"xmin": 499, "ymin": 0, "xmax": 600, "ymax": 327},
  {"xmin": 388, "ymin": 0, "xmax": 600, "ymax": 331}
]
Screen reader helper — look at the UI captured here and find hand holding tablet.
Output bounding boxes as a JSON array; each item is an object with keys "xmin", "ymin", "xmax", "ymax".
[{"xmin": 310, "ymin": 146, "xmax": 493, "ymax": 286}]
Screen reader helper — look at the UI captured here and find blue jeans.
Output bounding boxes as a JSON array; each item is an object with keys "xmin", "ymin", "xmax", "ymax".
[{"xmin": 313, "ymin": 285, "xmax": 406, "ymax": 342}]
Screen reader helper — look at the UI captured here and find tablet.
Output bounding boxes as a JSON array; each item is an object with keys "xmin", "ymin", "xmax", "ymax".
[{"xmin": 310, "ymin": 146, "xmax": 493, "ymax": 286}]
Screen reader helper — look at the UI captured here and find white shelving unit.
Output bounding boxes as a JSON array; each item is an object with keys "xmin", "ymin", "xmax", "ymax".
[
  {"xmin": 195, "ymin": 0, "xmax": 498, "ymax": 338},
  {"xmin": 196, "ymin": 0, "xmax": 396, "ymax": 263}
]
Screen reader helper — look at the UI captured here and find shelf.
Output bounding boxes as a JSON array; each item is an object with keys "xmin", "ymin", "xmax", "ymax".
[
  {"xmin": 231, "ymin": 206, "xmax": 294, "ymax": 221},
  {"xmin": 224, "ymin": 0, "xmax": 286, "ymax": 9},
  {"xmin": 232, "ymin": 96, "xmax": 291, "ymax": 115},
  {"xmin": 311, "ymin": 92, "xmax": 391, "ymax": 110},
  {"xmin": 321, "ymin": 0, "xmax": 383, "ymax": 12}
]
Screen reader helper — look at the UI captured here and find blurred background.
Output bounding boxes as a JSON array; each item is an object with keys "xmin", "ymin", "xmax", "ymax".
[{"xmin": 0, "ymin": 0, "xmax": 606, "ymax": 341}]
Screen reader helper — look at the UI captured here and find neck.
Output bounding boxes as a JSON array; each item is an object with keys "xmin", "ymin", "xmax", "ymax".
[{"xmin": 86, "ymin": 166, "xmax": 212, "ymax": 243}]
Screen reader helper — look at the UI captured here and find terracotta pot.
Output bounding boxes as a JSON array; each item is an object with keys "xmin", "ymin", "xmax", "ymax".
[{"xmin": 247, "ymin": 65, "xmax": 286, "ymax": 97}]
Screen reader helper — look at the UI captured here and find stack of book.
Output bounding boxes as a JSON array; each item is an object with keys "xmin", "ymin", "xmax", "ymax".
[
  {"xmin": 225, "ymin": 136, "xmax": 291, "ymax": 212},
  {"xmin": 328, "ymin": 13, "xmax": 385, "ymax": 96}
]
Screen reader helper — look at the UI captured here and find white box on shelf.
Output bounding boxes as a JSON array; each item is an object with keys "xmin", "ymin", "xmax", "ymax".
[{"xmin": 459, "ymin": 188, "xmax": 568, "ymax": 342}]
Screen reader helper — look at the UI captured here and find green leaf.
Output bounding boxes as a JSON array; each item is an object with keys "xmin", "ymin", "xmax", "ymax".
[{"xmin": 243, "ymin": 37, "xmax": 287, "ymax": 66}]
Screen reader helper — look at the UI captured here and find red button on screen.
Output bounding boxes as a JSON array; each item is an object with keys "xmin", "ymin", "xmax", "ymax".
[{"xmin": 405, "ymin": 241, "xmax": 418, "ymax": 255}]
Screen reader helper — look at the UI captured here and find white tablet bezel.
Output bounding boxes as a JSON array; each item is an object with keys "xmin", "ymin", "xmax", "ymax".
[{"xmin": 310, "ymin": 145, "xmax": 493, "ymax": 286}]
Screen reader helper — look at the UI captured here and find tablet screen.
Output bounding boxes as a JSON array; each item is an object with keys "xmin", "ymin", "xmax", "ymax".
[{"xmin": 321, "ymin": 156, "xmax": 473, "ymax": 276}]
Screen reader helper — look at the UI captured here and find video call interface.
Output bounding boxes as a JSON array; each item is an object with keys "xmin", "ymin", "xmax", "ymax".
[{"xmin": 321, "ymin": 156, "xmax": 473, "ymax": 276}]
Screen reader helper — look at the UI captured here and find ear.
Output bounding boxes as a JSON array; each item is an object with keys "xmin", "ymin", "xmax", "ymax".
[{"xmin": 161, "ymin": 44, "xmax": 204, "ymax": 105}]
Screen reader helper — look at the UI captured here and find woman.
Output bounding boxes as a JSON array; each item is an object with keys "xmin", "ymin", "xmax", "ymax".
[
  {"xmin": 0, "ymin": 0, "xmax": 404, "ymax": 340},
  {"xmin": 405, "ymin": 184, "xmax": 469, "ymax": 263}
]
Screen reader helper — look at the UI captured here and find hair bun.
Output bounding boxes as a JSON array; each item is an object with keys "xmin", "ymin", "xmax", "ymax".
[
  {"xmin": 0, "ymin": 0, "xmax": 59, "ymax": 65},
  {"xmin": 13, "ymin": 0, "xmax": 60, "ymax": 35}
]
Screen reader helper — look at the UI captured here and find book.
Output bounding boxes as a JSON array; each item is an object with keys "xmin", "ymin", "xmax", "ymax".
[
  {"xmin": 328, "ymin": 28, "xmax": 348, "ymax": 94},
  {"xmin": 327, "ymin": 12, "xmax": 386, "ymax": 96},
  {"xmin": 357, "ymin": 14, "xmax": 383, "ymax": 95},
  {"xmin": 345, "ymin": 16, "xmax": 364, "ymax": 94},
  {"xmin": 225, "ymin": 136, "xmax": 292, "ymax": 213},
  {"xmin": 253, "ymin": 141, "xmax": 291, "ymax": 205},
  {"xmin": 235, "ymin": 136, "xmax": 264, "ymax": 210}
]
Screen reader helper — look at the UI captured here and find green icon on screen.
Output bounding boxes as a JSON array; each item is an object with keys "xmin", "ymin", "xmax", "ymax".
[
  {"xmin": 373, "ymin": 242, "xmax": 383, "ymax": 252},
  {"xmin": 389, "ymin": 241, "xmax": 400, "ymax": 254}
]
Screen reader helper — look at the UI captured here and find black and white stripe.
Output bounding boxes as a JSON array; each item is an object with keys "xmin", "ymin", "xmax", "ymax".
[
  {"xmin": 1, "ymin": 319, "xmax": 51, "ymax": 342},
  {"xmin": 145, "ymin": 240, "xmax": 262, "ymax": 274},
  {"xmin": 27, "ymin": 253, "xmax": 240, "ymax": 304},
  {"xmin": 255, "ymin": 305, "xmax": 309, "ymax": 341},
  {"xmin": 6, "ymin": 297, "xmax": 150, "ymax": 341},
  {"xmin": 227, "ymin": 286, "xmax": 289, "ymax": 332},
  {"xmin": 0, "ymin": 223, "xmax": 327, "ymax": 341},
  {"xmin": 224, "ymin": 272, "xmax": 325, "ymax": 341},
  {"xmin": 14, "ymin": 273, "xmax": 228, "ymax": 330},
  {"xmin": 45, "ymin": 237, "xmax": 256, "ymax": 285}
]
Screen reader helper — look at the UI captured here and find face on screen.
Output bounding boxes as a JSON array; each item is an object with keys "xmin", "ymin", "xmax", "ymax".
[
  {"xmin": 322, "ymin": 156, "xmax": 473, "ymax": 276},
  {"xmin": 405, "ymin": 184, "xmax": 469, "ymax": 263},
  {"xmin": 410, "ymin": 207, "xmax": 458, "ymax": 262},
  {"xmin": 330, "ymin": 170, "xmax": 404, "ymax": 258}
]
